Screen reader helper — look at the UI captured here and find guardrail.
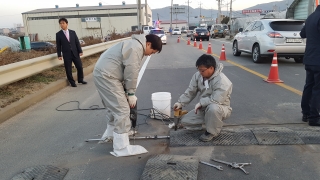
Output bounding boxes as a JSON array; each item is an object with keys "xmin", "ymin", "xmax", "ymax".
[{"xmin": 0, "ymin": 37, "xmax": 130, "ymax": 88}]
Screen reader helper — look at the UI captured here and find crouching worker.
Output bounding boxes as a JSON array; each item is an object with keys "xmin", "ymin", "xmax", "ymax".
[
  {"xmin": 93, "ymin": 34, "xmax": 162, "ymax": 157},
  {"xmin": 173, "ymin": 54, "xmax": 232, "ymax": 142}
]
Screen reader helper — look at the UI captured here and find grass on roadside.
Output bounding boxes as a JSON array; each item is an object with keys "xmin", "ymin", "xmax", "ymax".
[
  {"xmin": 0, "ymin": 53, "xmax": 102, "ymax": 109},
  {"xmin": 0, "ymin": 30, "xmax": 143, "ymax": 109}
]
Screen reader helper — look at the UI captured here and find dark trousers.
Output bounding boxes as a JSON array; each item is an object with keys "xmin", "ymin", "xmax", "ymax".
[
  {"xmin": 301, "ymin": 65, "xmax": 320, "ymax": 118},
  {"xmin": 63, "ymin": 53, "xmax": 84, "ymax": 84}
]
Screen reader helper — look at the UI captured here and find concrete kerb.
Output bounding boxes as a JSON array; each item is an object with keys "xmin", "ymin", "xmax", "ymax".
[{"xmin": 0, "ymin": 63, "xmax": 96, "ymax": 124}]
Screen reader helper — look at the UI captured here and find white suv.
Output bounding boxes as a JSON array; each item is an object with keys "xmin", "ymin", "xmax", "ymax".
[{"xmin": 232, "ymin": 19, "xmax": 305, "ymax": 63}]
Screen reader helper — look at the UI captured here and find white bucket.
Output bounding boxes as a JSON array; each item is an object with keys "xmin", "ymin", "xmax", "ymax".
[{"xmin": 151, "ymin": 92, "xmax": 172, "ymax": 118}]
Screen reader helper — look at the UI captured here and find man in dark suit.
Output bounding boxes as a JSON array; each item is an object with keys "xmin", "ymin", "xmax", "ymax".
[
  {"xmin": 300, "ymin": 5, "xmax": 320, "ymax": 126},
  {"xmin": 56, "ymin": 18, "xmax": 87, "ymax": 87}
]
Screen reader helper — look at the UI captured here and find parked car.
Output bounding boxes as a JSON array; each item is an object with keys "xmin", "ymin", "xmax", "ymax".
[
  {"xmin": 232, "ymin": 19, "xmax": 305, "ymax": 63},
  {"xmin": 79, "ymin": 39, "xmax": 85, "ymax": 45},
  {"xmin": 181, "ymin": 28, "xmax": 188, "ymax": 33},
  {"xmin": 210, "ymin": 24, "xmax": 228, "ymax": 38},
  {"xmin": 191, "ymin": 28, "xmax": 210, "ymax": 41},
  {"xmin": 186, "ymin": 30, "xmax": 193, "ymax": 37},
  {"xmin": 172, "ymin": 28, "xmax": 181, "ymax": 35},
  {"xmin": 149, "ymin": 29, "xmax": 167, "ymax": 44},
  {"xmin": 143, "ymin": 26, "xmax": 154, "ymax": 34},
  {"xmin": 30, "ymin": 42, "xmax": 55, "ymax": 51}
]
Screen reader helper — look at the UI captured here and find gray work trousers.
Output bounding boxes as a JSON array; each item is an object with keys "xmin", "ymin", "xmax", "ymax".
[
  {"xmin": 181, "ymin": 103, "xmax": 231, "ymax": 135},
  {"xmin": 93, "ymin": 75, "xmax": 131, "ymax": 134}
]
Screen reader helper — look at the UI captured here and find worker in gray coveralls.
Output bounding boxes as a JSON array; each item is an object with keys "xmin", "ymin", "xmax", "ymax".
[
  {"xmin": 173, "ymin": 54, "xmax": 232, "ymax": 142},
  {"xmin": 93, "ymin": 34, "xmax": 162, "ymax": 157}
]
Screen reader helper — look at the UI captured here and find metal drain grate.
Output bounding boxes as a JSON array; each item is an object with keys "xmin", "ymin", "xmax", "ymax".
[
  {"xmin": 290, "ymin": 127, "xmax": 320, "ymax": 144},
  {"xmin": 251, "ymin": 127, "xmax": 305, "ymax": 145},
  {"xmin": 12, "ymin": 165, "xmax": 69, "ymax": 180},
  {"xmin": 140, "ymin": 154, "xmax": 199, "ymax": 180},
  {"xmin": 170, "ymin": 128, "xmax": 258, "ymax": 147}
]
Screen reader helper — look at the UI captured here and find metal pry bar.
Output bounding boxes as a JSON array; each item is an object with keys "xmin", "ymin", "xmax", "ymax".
[
  {"xmin": 212, "ymin": 159, "xmax": 251, "ymax": 174},
  {"xmin": 200, "ymin": 161, "xmax": 223, "ymax": 171}
]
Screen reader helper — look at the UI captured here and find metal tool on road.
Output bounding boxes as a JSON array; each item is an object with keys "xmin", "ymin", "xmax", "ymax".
[
  {"xmin": 212, "ymin": 159, "xmax": 251, "ymax": 174},
  {"xmin": 200, "ymin": 161, "xmax": 223, "ymax": 171},
  {"xmin": 86, "ymin": 135, "xmax": 169, "ymax": 142},
  {"xmin": 129, "ymin": 135, "xmax": 170, "ymax": 140},
  {"xmin": 174, "ymin": 109, "xmax": 188, "ymax": 131}
]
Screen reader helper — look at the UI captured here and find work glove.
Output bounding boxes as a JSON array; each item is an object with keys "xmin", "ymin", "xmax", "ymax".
[
  {"xmin": 173, "ymin": 102, "xmax": 182, "ymax": 110},
  {"xmin": 128, "ymin": 94, "xmax": 137, "ymax": 108},
  {"xmin": 195, "ymin": 103, "xmax": 202, "ymax": 114}
]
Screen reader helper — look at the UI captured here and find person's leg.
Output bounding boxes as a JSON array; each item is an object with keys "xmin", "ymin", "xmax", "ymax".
[
  {"xmin": 93, "ymin": 76, "xmax": 131, "ymax": 133},
  {"xmin": 309, "ymin": 65, "xmax": 320, "ymax": 126},
  {"xmin": 63, "ymin": 57, "xmax": 75, "ymax": 85},
  {"xmin": 301, "ymin": 65, "xmax": 314, "ymax": 119},
  {"xmin": 72, "ymin": 55, "xmax": 84, "ymax": 82},
  {"xmin": 93, "ymin": 75, "xmax": 147, "ymax": 156},
  {"xmin": 99, "ymin": 98, "xmax": 115, "ymax": 142},
  {"xmin": 202, "ymin": 104, "xmax": 224, "ymax": 139},
  {"xmin": 180, "ymin": 109, "xmax": 205, "ymax": 130}
]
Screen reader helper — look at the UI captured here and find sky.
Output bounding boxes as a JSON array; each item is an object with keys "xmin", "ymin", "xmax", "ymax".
[{"xmin": 0, "ymin": 0, "xmax": 285, "ymax": 28}]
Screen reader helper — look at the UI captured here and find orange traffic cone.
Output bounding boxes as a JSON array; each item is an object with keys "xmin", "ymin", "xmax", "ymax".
[
  {"xmin": 177, "ymin": 36, "xmax": 180, "ymax": 43},
  {"xmin": 264, "ymin": 52, "xmax": 284, "ymax": 83},
  {"xmin": 199, "ymin": 39, "xmax": 203, "ymax": 49},
  {"xmin": 219, "ymin": 44, "xmax": 226, "ymax": 61},
  {"xmin": 194, "ymin": 39, "xmax": 197, "ymax": 47},
  {"xmin": 187, "ymin": 38, "xmax": 190, "ymax": 45},
  {"xmin": 207, "ymin": 43, "xmax": 212, "ymax": 54}
]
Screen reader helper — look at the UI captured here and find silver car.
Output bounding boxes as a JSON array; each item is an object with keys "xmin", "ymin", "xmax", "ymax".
[{"xmin": 232, "ymin": 19, "xmax": 305, "ymax": 63}]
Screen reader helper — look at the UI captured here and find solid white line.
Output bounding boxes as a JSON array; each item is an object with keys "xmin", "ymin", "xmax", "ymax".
[{"xmin": 136, "ymin": 55, "xmax": 151, "ymax": 88}]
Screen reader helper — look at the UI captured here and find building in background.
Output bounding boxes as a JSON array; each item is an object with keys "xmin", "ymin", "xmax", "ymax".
[
  {"xmin": 17, "ymin": 27, "xmax": 25, "ymax": 33},
  {"xmin": 22, "ymin": 3, "xmax": 152, "ymax": 41},
  {"xmin": 286, "ymin": 0, "xmax": 317, "ymax": 20},
  {"xmin": 0, "ymin": 28, "xmax": 10, "ymax": 35},
  {"xmin": 159, "ymin": 20, "xmax": 187, "ymax": 32}
]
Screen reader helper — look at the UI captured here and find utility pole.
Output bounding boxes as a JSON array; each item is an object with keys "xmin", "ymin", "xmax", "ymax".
[
  {"xmin": 145, "ymin": 0, "xmax": 148, "ymax": 26},
  {"xmin": 157, "ymin": 13, "xmax": 160, "ymax": 21},
  {"xmin": 170, "ymin": 0, "xmax": 173, "ymax": 33},
  {"xmin": 199, "ymin": 2, "xmax": 203, "ymax": 18},
  {"xmin": 229, "ymin": 0, "xmax": 233, "ymax": 36},
  {"xmin": 137, "ymin": 0, "xmax": 142, "ymax": 30},
  {"xmin": 186, "ymin": 0, "xmax": 191, "ymax": 30},
  {"xmin": 217, "ymin": 0, "xmax": 221, "ymax": 23}
]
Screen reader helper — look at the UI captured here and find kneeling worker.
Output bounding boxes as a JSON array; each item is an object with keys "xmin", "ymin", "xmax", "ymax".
[
  {"xmin": 173, "ymin": 54, "xmax": 232, "ymax": 142},
  {"xmin": 93, "ymin": 34, "xmax": 162, "ymax": 157}
]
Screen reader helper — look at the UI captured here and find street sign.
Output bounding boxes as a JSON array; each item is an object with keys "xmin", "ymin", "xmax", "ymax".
[{"xmin": 171, "ymin": 4, "xmax": 185, "ymax": 14}]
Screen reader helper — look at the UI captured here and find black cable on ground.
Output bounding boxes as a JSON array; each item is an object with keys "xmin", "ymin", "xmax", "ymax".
[{"xmin": 55, "ymin": 101, "xmax": 174, "ymax": 128}]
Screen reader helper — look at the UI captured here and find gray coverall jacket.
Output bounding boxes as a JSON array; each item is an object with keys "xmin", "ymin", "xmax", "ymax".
[
  {"xmin": 93, "ymin": 34, "xmax": 146, "ymax": 134},
  {"xmin": 178, "ymin": 63, "xmax": 232, "ymax": 135}
]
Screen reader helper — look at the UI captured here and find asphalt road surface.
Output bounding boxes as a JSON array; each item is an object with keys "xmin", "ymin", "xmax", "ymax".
[{"xmin": 1, "ymin": 35, "xmax": 320, "ymax": 180}]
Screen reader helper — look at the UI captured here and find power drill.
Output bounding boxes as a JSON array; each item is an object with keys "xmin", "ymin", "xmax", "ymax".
[
  {"xmin": 130, "ymin": 102, "xmax": 137, "ymax": 136},
  {"xmin": 173, "ymin": 109, "xmax": 188, "ymax": 131}
]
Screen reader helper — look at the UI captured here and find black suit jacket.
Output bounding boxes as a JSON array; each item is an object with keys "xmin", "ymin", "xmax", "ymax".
[
  {"xmin": 300, "ymin": 6, "xmax": 320, "ymax": 66},
  {"xmin": 56, "ymin": 29, "xmax": 83, "ymax": 59}
]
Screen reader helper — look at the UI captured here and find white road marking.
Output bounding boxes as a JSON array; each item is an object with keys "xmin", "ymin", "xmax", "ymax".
[{"xmin": 137, "ymin": 56, "xmax": 151, "ymax": 87}]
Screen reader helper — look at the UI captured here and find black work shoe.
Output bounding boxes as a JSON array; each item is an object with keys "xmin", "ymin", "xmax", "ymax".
[
  {"xmin": 78, "ymin": 81, "xmax": 87, "ymax": 84},
  {"xmin": 199, "ymin": 131, "xmax": 218, "ymax": 142},
  {"xmin": 308, "ymin": 118, "xmax": 320, "ymax": 126},
  {"xmin": 70, "ymin": 83, "xmax": 77, "ymax": 87},
  {"xmin": 302, "ymin": 115, "xmax": 309, "ymax": 122}
]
